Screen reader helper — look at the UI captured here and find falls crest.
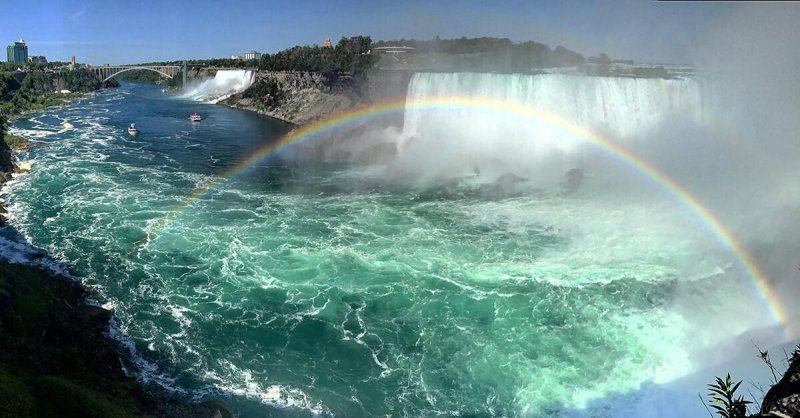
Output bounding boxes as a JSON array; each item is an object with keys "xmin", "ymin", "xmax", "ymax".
[
  {"xmin": 397, "ymin": 72, "xmax": 706, "ymax": 184},
  {"xmin": 181, "ymin": 70, "xmax": 255, "ymax": 103}
]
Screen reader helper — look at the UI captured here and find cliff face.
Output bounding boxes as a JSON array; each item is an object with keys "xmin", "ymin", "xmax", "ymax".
[
  {"xmin": 0, "ymin": 130, "xmax": 17, "ymax": 224},
  {"xmin": 0, "ymin": 261, "xmax": 233, "ymax": 418},
  {"xmin": 0, "ymin": 132, "xmax": 16, "ymax": 184},
  {"xmin": 0, "ymin": 81, "xmax": 233, "ymax": 417},
  {"xmin": 0, "ymin": 128, "xmax": 231, "ymax": 418},
  {"xmin": 221, "ymin": 69, "xmax": 412, "ymax": 126}
]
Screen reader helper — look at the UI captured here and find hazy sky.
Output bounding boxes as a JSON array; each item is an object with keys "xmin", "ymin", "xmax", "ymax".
[{"xmin": 0, "ymin": 0, "xmax": 755, "ymax": 65}]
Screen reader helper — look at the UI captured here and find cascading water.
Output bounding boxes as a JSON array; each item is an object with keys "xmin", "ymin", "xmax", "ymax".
[
  {"xmin": 396, "ymin": 72, "xmax": 706, "ymax": 185},
  {"xmin": 3, "ymin": 75, "xmax": 785, "ymax": 417},
  {"xmin": 181, "ymin": 69, "xmax": 255, "ymax": 103}
]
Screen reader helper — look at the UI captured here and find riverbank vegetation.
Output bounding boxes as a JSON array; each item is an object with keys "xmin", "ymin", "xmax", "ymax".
[
  {"xmin": 257, "ymin": 35, "xmax": 376, "ymax": 76},
  {"xmin": 242, "ymin": 77, "xmax": 286, "ymax": 109},
  {"xmin": 2, "ymin": 132, "xmax": 30, "ymax": 150},
  {"xmin": 139, "ymin": 35, "xmax": 378, "ymax": 80},
  {"xmin": 373, "ymin": 36, "xmax": 586, "ymax": 71},
  {"xmin": 0, "ymin": 68, "xmax": 117, "ymax": 119},
  {"xmin": 0, "ymin": 101, "xmax": 229, "ymax": 416},
  {"xmin": 0, "ymin": 260, "xmax": 232, "ymax": 417},
  {"xmin": 112, "ymin": 70, "xmax": 170, "ymax": 84}
]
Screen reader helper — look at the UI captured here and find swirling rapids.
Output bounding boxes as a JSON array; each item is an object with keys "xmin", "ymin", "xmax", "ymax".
[{"xmin": 2, "ymin": 83, "xmax": 769, "ymax": 417}]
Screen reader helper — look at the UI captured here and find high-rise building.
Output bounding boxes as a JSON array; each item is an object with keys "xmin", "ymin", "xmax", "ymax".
[
  {"xmin": 7, "ymin": 38, "xmax": 28, "ymax": 64},
  {"xmin": 70, "ymin": 56, "xmax": 76, "ymax": 69}
]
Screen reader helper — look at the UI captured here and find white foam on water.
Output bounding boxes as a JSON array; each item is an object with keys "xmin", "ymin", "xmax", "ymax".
[
  {"xmin": 199, "ymin": 360, "xmax": 329, "ymax": 415},
  {"xmin": 181, "ymin": 70, "xmax": 255, "ymax": 103},
  {"xmin": 394, "ymin": 72, "xmax": 707, "ymax": 187},
  {"xmin": 3, "ymin": 74, "xmax": 789, "ymax": 417}
]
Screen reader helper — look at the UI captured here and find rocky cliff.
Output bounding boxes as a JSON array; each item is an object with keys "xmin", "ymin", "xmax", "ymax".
[
  {"xmin": 752, "ymin": 346, "xmax": 800, "ymax": 417},
  {"xmin": 220, "ymin": 69, "xmax": 412, "ymax": 126}
]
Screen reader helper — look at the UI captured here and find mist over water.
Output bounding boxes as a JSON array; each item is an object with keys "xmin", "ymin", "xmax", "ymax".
[
  {"xmin": 1, "ymin": 6, "xmax": 798, "ymax": 417},
  {"xmin": 181, "ymin": 69, "xmax": 255, "ymax": 103},
  {"xmin": 277, "ymin": 7, "xmax": 800, "ymax": 410},
  {"xmin": 393, "ymin": 72, "xmax": 705, "ymax": 187}
]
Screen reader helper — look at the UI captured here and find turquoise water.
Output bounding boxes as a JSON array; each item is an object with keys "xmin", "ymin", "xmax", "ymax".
[{"xmin": 3, "ymin": 82, "xmax": 771, "ymax": 416}]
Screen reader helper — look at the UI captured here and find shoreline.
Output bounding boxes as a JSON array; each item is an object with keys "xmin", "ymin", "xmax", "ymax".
[
  {"xmin": 0, "ymin": 90, "xmax": 236, "ymax": 417},
  {"xmin": 6, "ymin": 76, "xmax": 798, "ymax": 417},
  {"xmin": 217, "ymin": 99, "xmax": 298, "ymax": 126}
]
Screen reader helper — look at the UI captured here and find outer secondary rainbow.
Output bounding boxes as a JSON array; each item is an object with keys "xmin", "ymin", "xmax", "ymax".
[{"xmin": 149, "ymin": 96, "xmax": 788, "ymax": 329}]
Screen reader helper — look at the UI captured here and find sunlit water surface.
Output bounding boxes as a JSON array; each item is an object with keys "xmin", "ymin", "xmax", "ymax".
[{"xmin": 2, "ymin": 82, "xmax": 773, "ymax": 416}]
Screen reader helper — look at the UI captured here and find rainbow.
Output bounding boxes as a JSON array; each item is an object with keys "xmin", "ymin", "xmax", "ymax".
[{"xmin": 151, "ymin": 96, "xmax": 788, "ymax": 328}]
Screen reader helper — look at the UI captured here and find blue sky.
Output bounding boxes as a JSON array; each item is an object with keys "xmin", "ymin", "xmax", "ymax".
[{"xmin": 0, "ymin": 0, "xmax": 747, "ymax": 65}]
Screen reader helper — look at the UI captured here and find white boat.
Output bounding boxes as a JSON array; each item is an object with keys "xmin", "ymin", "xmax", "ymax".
[
  {"xmin": 128, "ymin": 123, "xmax": 138, "ymax": 135},
  {"xmin": 190, "ymin": 112, "xmax": 202, "ymax": 122}
]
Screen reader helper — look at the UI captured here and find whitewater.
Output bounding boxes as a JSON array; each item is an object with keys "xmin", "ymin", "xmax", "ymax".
[
  {"xmin": 1, "ymin": 71, "xmax": 791, "ymax": 417},
  {"xmin": 180, "ymin": 69, "xmax": 256, "ymax": 103}
]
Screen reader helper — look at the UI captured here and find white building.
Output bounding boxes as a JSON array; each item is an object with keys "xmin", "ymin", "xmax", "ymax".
[
  {"xmin": 243, "ymin": 51, "xmax": 261, "ymax": 60},
  {"xmin": 29, "ymin": 55, "xmax": 47, "ymax": 64}
]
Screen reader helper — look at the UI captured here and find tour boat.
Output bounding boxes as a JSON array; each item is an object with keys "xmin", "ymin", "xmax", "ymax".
[
  {"xmin": 128, "ymin": 123, "xmax": 138, "ymax": 135},
  {"xmin": 190, "ymin": 112, "xmax": 202, "ymax": 122}
]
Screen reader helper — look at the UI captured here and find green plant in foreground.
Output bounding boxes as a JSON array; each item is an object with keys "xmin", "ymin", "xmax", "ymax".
[{"xmin": 707, "ymin": 373, "xmax": 752, "ymax": 418}]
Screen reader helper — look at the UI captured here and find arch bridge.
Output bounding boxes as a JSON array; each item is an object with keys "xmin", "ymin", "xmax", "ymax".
[{"xmin": 89, "ymin": 65, "xmax": 184, "ymax": 82}]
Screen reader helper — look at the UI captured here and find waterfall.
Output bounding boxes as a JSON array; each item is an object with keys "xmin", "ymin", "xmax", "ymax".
[
  {"xmin": 397, "ymin": 72, "xmax": 707, "ymax": 184},
  {"xmin": 181, "ymin": 70, "xmax": 255, "ymax": 103}
]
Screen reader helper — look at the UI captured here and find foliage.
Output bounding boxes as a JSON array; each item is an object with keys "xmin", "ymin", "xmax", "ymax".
[
  {"xmin": 257, "ymin": 36, "xmax": 377, "ymax": 76},
  {"xmin": 0, "ymin": 61, "xmax": 71, "ymax": 73},
  {"xmin": 0, "ymin": 68, "xmax": 112, "ymax": 119},
  {"xmin": 136, "ymin": 36, "xmax": 377, "ymax": 77},
  {"xmin": 2, "ymin": 133, "xmax": 29, "ymax": 150},
  {"xmin": 374, "ymin": 36, "xmax": 517, "ymax": 54},
  {"xmin": 155, "ymin": 35, "xmax": 588, "ymax": 79},
  {"xmin": 0, "ymin": 73, "xmax": 21, "ymax": 100},
  {"xmin": 0, "ymin": 372, "xmax": 36, "ymax": 417},
  {"xmin": 3, "ymin": 132, "xmax": 30, "ymax": 149},
  {"xmin": 0, "ymin": 261, "xmax": 153, "ymax": 417},
  {"xmin": 5, "ymin": 72, "xmax": 64, "ymax": 115},
  {"xmin": 373, "ymin": 36, "xmax": 586, "ymax": 71},
  {"xmin": 60, "ymin": 68, "xmax": 104, "ymax": 92},
  {"xmin": 631, "ymin": 66, "xmax": 669, "ymax": 79},
  {"xmin": 163, "ymin": 72, "xmax": 184, "ymax": 89},
  {"xmin": 112, "ymin": 69, "xmax": 169, "ymax": 84},
  {"xmin": 243, "ymin": 77, "xmax": 285, "ymax": 108},
  {"xmin": 707, "ymin": 374, "xmax": 752, "ymax": 418}
]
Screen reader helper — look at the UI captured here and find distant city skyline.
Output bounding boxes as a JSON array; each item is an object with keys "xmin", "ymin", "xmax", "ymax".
[{"xmin": 0, "ymin": 0, "xmax": 790, "ymax": 65}]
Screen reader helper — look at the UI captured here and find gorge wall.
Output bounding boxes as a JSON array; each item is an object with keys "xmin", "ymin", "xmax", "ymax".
[{"xmin": 220, "ymin": 69, "xmax": 412, "ymax": 126}]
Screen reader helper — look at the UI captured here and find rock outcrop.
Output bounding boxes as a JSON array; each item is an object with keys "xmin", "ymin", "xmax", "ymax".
[
  {"xmin": 753, "ymin": 347, "xmax": 800, "ymax": 417},
  {"xmin": 0, "ymin": 260, "xmax": 233, "ymax": 418},
  {"xmin": 221, "ymin": 69, "xmax": 412, "ymax": 126},
  {"xmin": 0, "ymin": 130, "xmax": 17, "ymax": 225}
]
